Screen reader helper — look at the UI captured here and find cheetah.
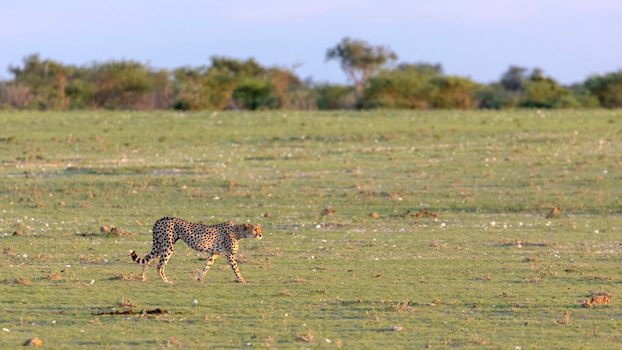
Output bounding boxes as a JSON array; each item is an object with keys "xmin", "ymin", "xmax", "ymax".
[{"xmin": 129, "ymin": 217, "xmax": 262, "ymax": 283}]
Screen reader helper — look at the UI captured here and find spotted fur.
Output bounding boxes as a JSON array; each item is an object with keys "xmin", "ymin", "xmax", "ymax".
[{"xmin": 130, "ymin": 217, "xmax": 262, "ymax": 283}]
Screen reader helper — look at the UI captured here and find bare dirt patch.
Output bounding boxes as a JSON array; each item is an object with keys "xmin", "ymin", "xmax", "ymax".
[
  {"xmin": 496, "ymin": 239, "xmax": 551, "ymax": 248},
  {"xmin": 96, "ymin": 308, "xmax": 168, "ymax": 316}
]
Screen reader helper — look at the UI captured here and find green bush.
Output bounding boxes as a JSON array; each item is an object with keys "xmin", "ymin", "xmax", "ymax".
[
  {"xmin": 520, "ymin": 73, "xmax": 579, "ymax": 109},
  {"xmin": 362, "ymin": 64, "xmax": 477, "ymax": 109},
  {"xmin": 475, "ymin": 84, "xmax": 517, "ymax": 109},
  {"xmin": 362, "ymin": 65, "xmax": 440, "ymax": 109},
  {"xmin": 584, "ymin": 71, "xmax": 622, "ymax": 108},
  {"xmin": 315, "ymin": 84, "xmax": 357, "ymax": 110},
  {"xmin": 232, "ymin": 78, "xmax": 276, "ymax": 110},
  {"xmin": 431, "ymin": 76, "xmax": 478, "ymax": 109}
]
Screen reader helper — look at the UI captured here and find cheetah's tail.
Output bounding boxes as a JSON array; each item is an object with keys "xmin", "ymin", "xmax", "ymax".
[{"xmin": 129, "ymin": 250, "xmax": 152, "ymax": 265}]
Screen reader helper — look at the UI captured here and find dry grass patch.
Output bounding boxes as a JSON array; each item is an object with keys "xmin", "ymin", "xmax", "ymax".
[
  {"xmin": 110, "ymin": 272, "xmax": 140, "ymax": 281},
  {"xmin": 100, "ymin": 225, "xmax": 133, "ymax": 237},
  {"xmin": 117, "ymin": 298, "xmax": 136, "ymax": 308},
  {"xmin": 14, "ymin": 277, "xmax": 30, "ymax": 285},
  {"xmin": 77, "ymin": 225, "xmax": 132, "ymax": 238},
  {"xmin": 555, "ymin": 311, "xmax": 570, "ymax": 325},
  {"xmin": 295, "ymin": 329, "xmax": 314, "ymax": 343},
  {"xmin": 392, "ymin": 300, "xmax": 416, "ymax": 312},
  {"xmin": 497, "ymin": 239, "xmax": 551, "ymax": 248},
  {"xmin": 469, "ymin": 333, "xmax": 488, "ymax": 345}
]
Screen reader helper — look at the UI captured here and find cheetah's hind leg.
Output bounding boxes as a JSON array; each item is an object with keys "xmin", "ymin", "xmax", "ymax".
[
  {"xmin": 140, "ymin": 260, "xmax": 151, "ymax": 281},
  {"xmin": 157, "ymin": 253, "xmax": 173, "ymax": 284},
  {"xmin": 129, "ymin": 250, "xmax": 154, "ymax": 281}
]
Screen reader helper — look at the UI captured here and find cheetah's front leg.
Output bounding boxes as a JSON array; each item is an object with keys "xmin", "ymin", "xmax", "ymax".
[
  {"xmin": 197, "ymin": 253, "xmax": 219, "ymax": 283},
  {"xmin": 226, "ymin": 253, "xmax": 246, "ymax": 283}
]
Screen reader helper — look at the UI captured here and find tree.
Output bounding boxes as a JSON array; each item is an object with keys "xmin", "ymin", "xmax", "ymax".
[
  {"xmin": 520, "ymin": 69, "xmax": 578, "ymax": 108},
  {"xmin": 208, "ymin": 57, "xmax": 268, "ymax": 109},
  {"xmin": 494, "ymin": 66, "xmax": 580, "ymax": 108},
  {"xmin": 172, "ymin": 57, "xmax": 262, "ymax": 110},
  {"xmin": 173, "ymin": 66, "xmax": 220, "ymax": 110},
  {"xmin": 8, "ymin": 54, "xmax": 68, "ymax": 109},
  {"xmin": 267, "ymin": 68, "xmax": 301, "ymax": 109},
  {"xmin": 584, "ymin": 71, "xmax": 622, "ymax": 108},
  {"xmin": 500, "ymin": 65, "xmax": 529, "ymax": 93},
  {"xmin": 89, "ymin": 61, "xmax": 167, "ymax": 110},
  {"xmin": 326, "ymin": 37, "xmax": 397, "ymax": 97}
]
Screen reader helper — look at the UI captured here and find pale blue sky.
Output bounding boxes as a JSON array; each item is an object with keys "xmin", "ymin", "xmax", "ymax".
[{"xmin": 1, "ymin": 0, "xmax": 621, "ymax": 85}]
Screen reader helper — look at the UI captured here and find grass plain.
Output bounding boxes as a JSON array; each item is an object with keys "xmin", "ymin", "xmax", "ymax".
[{"xmin": 0, "ymin": 109, "xmax": 621, "ymax": 349}]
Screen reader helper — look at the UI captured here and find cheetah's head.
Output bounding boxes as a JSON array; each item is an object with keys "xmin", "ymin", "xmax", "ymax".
[{"xmin": 241, "ymin": 223, "xmax": 262, "ymax": 240}]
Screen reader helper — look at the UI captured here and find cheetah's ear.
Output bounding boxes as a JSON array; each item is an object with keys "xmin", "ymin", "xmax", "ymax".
[{"xmin": 243, "ymin": 223, "xmax": 250, "ymax": 230}]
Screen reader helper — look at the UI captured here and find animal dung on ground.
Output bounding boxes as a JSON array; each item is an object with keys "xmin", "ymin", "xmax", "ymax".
[{"xmin": 369, "ymin": 212, "xmax": 380, "ymax": 219}]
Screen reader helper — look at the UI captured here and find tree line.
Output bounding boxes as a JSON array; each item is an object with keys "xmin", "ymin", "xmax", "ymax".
[{"xmin": 1, "ymin": 38, "xmax": 621, "ymax": 110}]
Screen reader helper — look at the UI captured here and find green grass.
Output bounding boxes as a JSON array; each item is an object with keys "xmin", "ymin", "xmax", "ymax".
[{"xmin": 1, "ymin": 110, "xmax": 621, "ymax": 348}]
